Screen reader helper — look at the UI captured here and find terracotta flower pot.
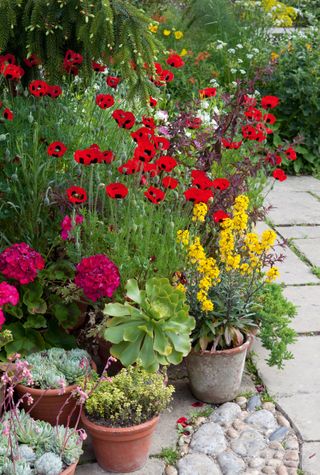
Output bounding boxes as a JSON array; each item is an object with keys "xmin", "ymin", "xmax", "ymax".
[
  {"xmin": 186, "ymin": 336, "xmax": 252, "ymax": 404},
  {"xmin": 16, "ymin": 361, "xmax": 97, "ymax": 426},
  {"xmin": 81, "ymin": 412, "xmax": 159, "ymax": 473},
  {"xmin": 61, "ymin": 462, "xmax": 78, "ymax": 475}
]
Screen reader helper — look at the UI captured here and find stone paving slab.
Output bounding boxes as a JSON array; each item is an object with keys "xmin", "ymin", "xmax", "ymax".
[
  {"xmin": 276, "ymin": 225, "xmax": 320, "ymax": 240},
  {"xmin": 283, "ymin": 285, "xmax": 320, "ymax": 333},
  {"xmin": 268, "ymin": 176, "xmax": 320, "ymax": 194},
  {"xmin": 277, "ymin": 394, "xmax": 320, "ymax": 441},
  {"xmin": 275, "ymin": 245, "xmax": 319, "ymax": 285},
  {"xmin": 76, "ymin": 459, "xmax": 165, "ymax": 475},
  {"xmin": 293, "ymin": 238, "xmax": 320, "ymax": 267},
  {"xmin": 266, "ymin": 191, "xmax": 320, "ymax": 225},
  {"xmin": 302, "ymin": 441, "xmax": 320, "ymax": 475}
]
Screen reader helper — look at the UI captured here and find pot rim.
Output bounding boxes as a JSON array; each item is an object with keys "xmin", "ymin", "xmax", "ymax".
[
  {"xmin": 61, "ymin": 462, "xmax": 78, "ymax": 475},
  {"xmin": 81, "ymin": 411, "xmax": 160, "ymax": 435},
  {"xmin": 189, "ymin": 334, "xmax": 253, "ymax": 357}
]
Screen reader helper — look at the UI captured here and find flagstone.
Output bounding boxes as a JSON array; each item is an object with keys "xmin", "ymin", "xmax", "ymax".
[
  {"xmin": 276, "ymin": 225, "xmax": 320, "ymax": 240},
  {"xmin": 266, "ymin": 191, "xmax": 320, "ymax": 226},
  {"xmin": 283, "ymin": 285, "xmax": 320, "ymax": 333}
]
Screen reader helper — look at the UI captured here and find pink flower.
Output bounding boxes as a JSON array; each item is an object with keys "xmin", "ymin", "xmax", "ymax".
[
  {"xmin": 61, "ymin": 214, "xmax": 84, "ymax": 240},
  {"xmin": 75, "ymin": 254, "xmax": 120, "ymax": 301},
  {"xmin": 0, "ymin": 308, "xmax": 5, "ymax": 329},
  {"xmin": 0, "ymin": 243, "xmax": 44, "ymax": 284},
  {"xmin": 0, "ymin": 282, "xmax": 19, "ymax": 306}
]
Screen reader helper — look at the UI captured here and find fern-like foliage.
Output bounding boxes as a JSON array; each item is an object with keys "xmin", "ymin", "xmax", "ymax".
[{"xmin": 0, "ymin": 0, "xmax": 162, "ymax": 98}]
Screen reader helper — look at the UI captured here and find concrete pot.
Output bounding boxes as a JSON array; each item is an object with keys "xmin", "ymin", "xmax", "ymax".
[
  {"xmin": 81, "ymin": 412, "xmax": 159, "ymax": 473},
  {"xmin": 186, "ymin": 336, "xmax": 252, "ymax": 404}
]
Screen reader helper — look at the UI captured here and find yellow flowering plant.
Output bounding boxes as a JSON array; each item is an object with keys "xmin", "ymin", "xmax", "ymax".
[{"xmin": 177, "ymin": 195, "xmax": 285, "ymax": 353}]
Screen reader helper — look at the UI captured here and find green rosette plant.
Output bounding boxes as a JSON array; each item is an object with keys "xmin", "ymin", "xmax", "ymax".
[{"xmin": 103, "ymin": 278, "xmax": 195, "ymax": 372}]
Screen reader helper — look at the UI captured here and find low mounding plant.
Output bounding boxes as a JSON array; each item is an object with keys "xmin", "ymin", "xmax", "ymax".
[
  {"xmin": 84, "ymin": 365, "xmax": 174, "ymax": 427},
  {"xmin": 103, "ymin": 278, "xmax": 195, "ymax": 371},
  {"xmin": 22, "ymin": 348, "xmax": 93, "ymax": 389}
]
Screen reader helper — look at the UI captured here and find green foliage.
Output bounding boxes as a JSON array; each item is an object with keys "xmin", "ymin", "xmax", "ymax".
[
  {"xmin": 103, "ymin": 278, "xmax": 195, "ymax": 371},
  {"xmin": 257, "ymin": 284, "xmax": 297, "ymax": 368},
  {"xmin": 34, "ymin": 453, "xmax": 63, "ymax": 475},
  {"xmin": 188, "ymin": 406, "xmax": 213, "ymax": 422},
  {"xmin": 312, "ymin": 266, "xmax": 320, "ymax": 278},
  {"xmin": 0, "ymin": 330, "xmax": 13, "ymax": 350},
  {"xmin": 154, "ymin": 447, "xmax": 179, "ymax": 465},
  {"xmin": 22, "ymin": 347, "xmax": 92, "ymax": 389},
  {"xmin": 85, "ymin": 365, "xmax": 174, "ymax": 427}
]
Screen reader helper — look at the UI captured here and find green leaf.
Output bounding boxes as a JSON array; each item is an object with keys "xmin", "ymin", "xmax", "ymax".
[
  {"xmin": 140, "ymin": 334, "xmax": 157, "ymax": 370},
  {"xmin": 23, "ymin": 314, "xmax": 47, "ymax": 329},
  {"xmin": 167, "ymin": 332, "xmax": 191, "ymax": 355},
  {"xmin": 105, "ymin": 324, "xmax": 133, "ymax": 344},
  {"xmin": 27, "ymin": 298, "xmax": 47, "ymax": 315},
  {"xmin": 44, "ymin": 320, "xmax": 76, "ymax": 349},
  {"xmin": 153, "ymin": 326, "xmax": 172, "ymax": 356},
  {"xmin": 5, "ymin": 322, "xmax": 46, "ymax": 356},
  {"xmin": 104, "ymin": 302, "xmax": 131, "ymax": 317},
  {"xmin": 125, "ymin": 279, "xmax": 142, "ymax": 304}
]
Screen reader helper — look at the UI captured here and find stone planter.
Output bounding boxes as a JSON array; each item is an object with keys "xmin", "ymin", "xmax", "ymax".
[
  {"xmin": 81, "ymin": 412, "xmax": 159, "ymax": 473},
  {"xmin": 186, "ymin": 336, "xmax": 252, "ymax": 404}
]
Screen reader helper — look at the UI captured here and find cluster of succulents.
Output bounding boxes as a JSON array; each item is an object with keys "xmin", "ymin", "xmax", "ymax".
[
  {"xmin": 0, "ymin": 410, "xmax": 83, "ymax": 475},
  {"xmin": 22, "ymin": 348, "xmax": 92, "ymax": 389}
]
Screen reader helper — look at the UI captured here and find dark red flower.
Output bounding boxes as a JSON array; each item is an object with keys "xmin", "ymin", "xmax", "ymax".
[
  {"xmin": 149, "ymin": 96, "xmax": 157, "ymax": 107},
  {"xmin": 265, "ymin": 153, "xmax": 282, "ymax": 166},
  {"xmin": 212, "ymin": 178, "xmax": 230, "ymax": 191},
  {"xmin": 261, "ymin": 95, "xmax": 279, "ymax": 109},
  {"xmin": 222, "ymin": 138, "xmax": 242, "ymax": 149},
  {"xmin": 263, "ymin": 113, "xmax": 276, "ymax": 125},
  {"xmin": 213, "ymin": 210, "xmax": 229, "ymax": 223},
  {"xmin": 112, "ymin": 109, "xmax": 136, "ymax": 129},
  {"xmin": 29, "ymin": 80, "xmax": 48, "ymax": 97},
  {"xmin": 1, "ymin": 63, "xmax": 24, "ymax": 80},
  {"xmin": 3, "ymin": 108, "xmax": 13, "ymax": 121},
  {"xmin": 23, "ymin": 54, "xmax": 41, "ymax": 68},
  {"xmin": 199, "ymin": 87, "xmax": 216, "ymax": 98},
  {"xmin": 142, "ymin": 116, "xmax": 156, "ymax": 129},
  {"xmin": 47, "ymin": 141, "xmax": 67, "ymax": 157},
  {"xmin": 242, "ymin": 125, "xmax": 257, "ymax": 140},
  {"xmin": 284, "ymin": 147, "xmax": 297, "ymax": 161},
  {"xmin": 191, "ymin": 402, "xmax": 204, "ymax": 407},
  {"xmin": 272, "ymin": 169, "xmax": 287, "ymax": 182},
  {"xmin": 47, "ymin": 85, "xmax": 62, "ymax": 98},
  {"xmin": 131, "ymin": 127, "xmax": 154, "ymax": 144},
  {"xmin": 155, "ymin": 156, "xmax": 177, "ymax": 172},
  {"xmin": 100, "ymin": 150, "xmax": 115, "ymax": 164},
  {"xmin": 74, "ymin": 147, "xmax": 102, "ymax": 165},
  {"xmin": 63, "ymin": 50, "xmax": 83, "ymax": 75},
  {"xmin": 118, "ymin": 159, "xmax": 142, "ymax": 175},
  {"xmin": 176, "ymin": 417, "xmax": 188, "ymax": 428},
  {"xmin": 106, "ymin": 75, "xmax": 121, "ymax": 89},
  {"xmin": 92, "ymin": 61, "xmax": 106, "ymax": 72},
  {"xmin": 134, "ymin": 141, "xmax": 156, "ymax": 162},
  {"xmin": 166, "ymin": 53, "xmax": 185, "ymax": 68},
  {"xmin": 67, "ymin": 186, "xmax": 87, "ymax": 203},
  {"xmin": 153, "ymin": 135, "xmax": 170, "ymax": 151},
  {"xmin": 96, "ymin": 93, "xmax": 115, "ymax": 109},
  {"xmin": 0, "ymin": 54, "xmax": 15, "ymax": 65},
  {"xmin": 245, "ymin": 107, "xmax": 262, "ymax": 121},
  {"xmin": 162, "ymin": 176, "xmax": 178, "ymax": 189},
  {"xmin": 242, "ymin": 95, "xmax": 257, "ymax": 107},
  {"xmin": 106, "ymin": 183, "xmax": 128, "ymax": 199},
  {"xmin": 160, "ymin": 70, "xmax": 174, "ymax": 82},
  {"xmin": 186, "ymin": 117, "xmax": 202, "ymax": 129},
  {"xmin": 191, "ymin": 170, "xmax": 213, "ymax": 190},
  {"xmin": 184, "ymin": 188, "xmax": 213, "ymax": 203},
  {"xmin": 144, "ymin": 186, "xmax": 165, "ymax": 204}
]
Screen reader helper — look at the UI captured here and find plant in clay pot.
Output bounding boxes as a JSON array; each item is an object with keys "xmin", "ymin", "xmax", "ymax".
[
  {"xmin": 81, "ymin": 364, "xmax": 174, "ymax": 473},
  {"xmin": 15, "ymin": 348, "xmax": 95, "ymax": 426},
  {"xmin": 177, "ymin": 194, "xmax": 295, "ymax": 403},
  {"xmin": 102, "ymin": 277, "xmax": 195, "ymax": 372}
]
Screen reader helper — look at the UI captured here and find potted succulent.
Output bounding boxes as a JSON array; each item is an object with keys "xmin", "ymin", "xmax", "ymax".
[
  {"xmin": 178, "ymin": 195, "xmax": 291, "ymax": 403},
  {"xmin": 81, "ymin": 365, "xmax": 174, "ymax": 472},
  {"xmin": 16, "ymin": 348, "xmax": 95, "ymax": 426},
  {"xmin": 102, "ymin": 277, "xmax": 195, "ymax": 372}
]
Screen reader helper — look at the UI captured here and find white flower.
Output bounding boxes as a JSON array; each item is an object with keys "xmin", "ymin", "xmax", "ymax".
[
  {"xmin": 230, "ymin": 68, "xmax": 237, "ymax": 74},
  {"xmin": 236, "ymin": 43, "xmax": 243, "ymax": 49},
  {"xmin": 237, "ymin": 58, "xmax": 243, "ymax": 63},
  {"xmin": 246, "ymin": 54, "xmax": 254, "ymax": 59},
  {"xmin": 228, "ymin": 48, "xmax": 236, "ymax": 54},
  {"xmin": 252, "ymin": 48, "xmax": 259, "ymax": 53},
  {"xmin": 185, "ymin": 130, "xmax": 192, "ymax": 138},
  {"xmin": 240, "ymin": 69, "xmax": 246, "ymax": 75},
  {"xmin": 201, "ymin": 100, "xmax": 210, "ymax": 110},
  {"xmin": 154, "ymin": 110, "xmax": 168, "ymax": 121}
]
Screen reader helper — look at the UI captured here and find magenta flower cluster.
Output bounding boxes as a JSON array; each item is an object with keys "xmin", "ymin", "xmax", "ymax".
[
  {"xmin": 0, "ymin": 281, "xmax": 19, "ymax": 328},
  {"xmin": 0, "ymin": 242, "xmax": 45, "ymax": 285},
  {"xmin": 61, "ymin": 214, "xmax": 83, "ymax": 240},
  {"xmin": 74, "ymin": 254, "xmax": 120, "ymax": 301}
]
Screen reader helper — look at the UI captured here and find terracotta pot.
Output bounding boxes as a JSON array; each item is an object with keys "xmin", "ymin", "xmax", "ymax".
[
  {"xmin": 81, "ymin": 412, "xmax": 159, "ymax": 473},
  {"xmin": 16, "ymin": 361, "xmax": 97, "ymax": 426},
  {"xmin": 61, "ymin": 463, "xmax": 78, "ymax": 475},
  {"xmin": 186, "ymin": 336, "xmax": 252, "ymax": 404}
]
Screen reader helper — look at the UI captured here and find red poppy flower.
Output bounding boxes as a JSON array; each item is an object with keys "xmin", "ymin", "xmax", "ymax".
[
  {"xmin": 213, "ymin": 210, "xmax": 229, "ymax": 223},
  {"xmin": 100, "ymin": 150, "xmax": 115, "ymax": 164},
  {"xmin": 23, "ymin": 54, "xmax": 41, "ymax": 68},
  {"xmin": 92, "ymin": 61, "xmax": 106, "ymax": 72},
  {"xmin": 0, "ymin": 54, "xmax": 15, "ymax": 65},
  {"xmin": 199, "ymin": 87, "xmax": 216, "ymax": 98},
  {"xmin": 47, "ymin": 141, "xmax": 67, "ymax": 157},
  {"xmin": 256, "ymin": 122, "xmax": 272, "ymax": 136},
  {"xmin": 242, "ymin": 125, "xmax": 257, "ymax": 140},
  {"xmin": 184, "ymin": 188, "xmax": 213, "ymax": 203},
  {"xmin": 112, "ymin": 109, "xmax": 136, "ymax": 129},
  {"xmin": 191, "ymin": 170, "xmax": 213, "ymax": 190},
  {"xmin": 265, "ymin": 153, "xmax": 282, "ymax": 166},
  {"xmin": 263, "ymin": 113, "xmax": 276, "ymax": 125},
  {"xmin": 63, "ymin": 50, "xmax": 83, "ymax": 75},
  {"xmin": 118, "ymin": 159, "xmax": 142, "ymax": 175},
  {"xmin": 106, "ymin": 75, "xmax": 121, "ymax": 89},
  {"xmin": 176, "ymin": 417, "xmax": 188, "ymax": 427},
  {"xmin": 131, "ymin": 127, "xmax": 154, "ymax": 144},
  {"xmin": 29, "ymin": 80, "xmax": 48, "ymax": 97},
  {"xmin": 106, "ymin": 183, "xmax": 128, "ymax": 199},
  {"xmin": 160, "ymin": 70, "xmax": 175, "ymax": 83},
  {"xmin": 2, "ymin": 108, "xmax": 13, "ymax": 121},
  {"xmin": 96, "ymin": 94, "xmax": 115, "ymax": 109},
  {"xmin": 155, "ymin": 156, "xmax": 177, "ymax": 172},
  {"xmin": 261, "ymin": 95, "xmax": 279, "ymax": 109},
  {"xmin": 143, "ymin": 162, "xmax": 158, "ymax": 177},
  {"xmin": 153, "ymin": 136, "xmax": 170, "ymax": 151},
  {"xmin": 272, "ymin": 169, "xmax": 287, "ymax": 182},
  {"xmin": 74, "ymin": 147, "xmax": 102, "ymax": 165},
  {"xmin": 154, "ymin": 62, "xmax": 163, "ymax": 75},
  {"xmin": 134, "ymin": 142, "xmax": 156, "ymax": 162},
  {"xmin": 212, "ymin": 178, "xmax": 230, "ymax": 191},
  {"xmin": 142, "ymin": 116, "xmax": 156, "ymax": 129},
  {"xmin": 222, "ymin": 138, "xmax": 242, "ymax": 149},
  {"xmin": 166, "ymin": 53, "xmax": 185, "ymax": 68},
  {"xmin": 284, "ymin": 147, "xmax": 297, "ymax": 161},
  {"xmin": 47, "ymin": 85, "xmax": 62, "ymax": 99},
  {"xmin": 162, "ymin": 176, "xmax": 178, "ymax": 189},
  {"xmin": 67, "ymin": 186, "xmax": 87, "ymax": 203},
  {"xmin": 245, "ymin": 107, "xmax": 262, "ymax": 121},
  {"xmin": 149, "ymin": 96, "xmax": 157, "ymax": 107},
  {"xmin": 186, "ymin": 117, "xmax": 202, "ymax": 129},
  {"xmin": 242, "ymin": 95, "xmax": 257, "ymax": 107},
  {"xmin": 144, "ymin": 186, "xmax": 165, "ymax": 204},
  {"xmin": 191, "ymin": 402, "xmax": 204, "ymax": 407},
  {"xmin": 1, "ymin": 63, "xmax": 24, "ymax": 80}
]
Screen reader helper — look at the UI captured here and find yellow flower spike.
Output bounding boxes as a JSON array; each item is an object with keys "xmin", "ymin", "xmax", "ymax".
[
  {"xmin": 180, "ymin": 48, "xmax": 188, "ymax": 56},
  {"xmin": 201, "ymin": 299, "xmax": 214, "ymax": 312},
  {"xmin": 176, "ymin": 283, "xmax": 186, "ymax": 293},
  {"xmin": 177, "ymin": 229, "xmax": 190, "ymax": 246},
  {"xmin": 192, "ymin": 203, "xmax": 208, "ymax": 223},
  {"xmin": 174, "ymin": 31, "xmax": 184, "ymax": 40},
  {"xmin": 266, "ymin": 266, "xmax": 280, "ymax": 282},
  {"xmin": 148, "ymin": 24, "xmax": 158, "ymax": 33},
  {"xmin": 271, "ymin": 51, "xmax": 279, "ymax": 61},
  {"xmin": 163, "ymin": 29, "xmax": 171, "ymax": 36}
]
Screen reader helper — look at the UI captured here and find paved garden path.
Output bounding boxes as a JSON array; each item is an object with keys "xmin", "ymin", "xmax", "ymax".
[{"xmin": 254, "ymin": 176, "xmax": 320, "ymax": 475}]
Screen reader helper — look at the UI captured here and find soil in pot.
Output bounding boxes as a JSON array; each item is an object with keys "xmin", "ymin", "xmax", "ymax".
[
  {"xmin": 81, "ymin": 411, "xmax": 159, "ymax": 473},
  {"xmin": 186, "ymin": 336, "xmax": 252, "ymax": 404}
]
